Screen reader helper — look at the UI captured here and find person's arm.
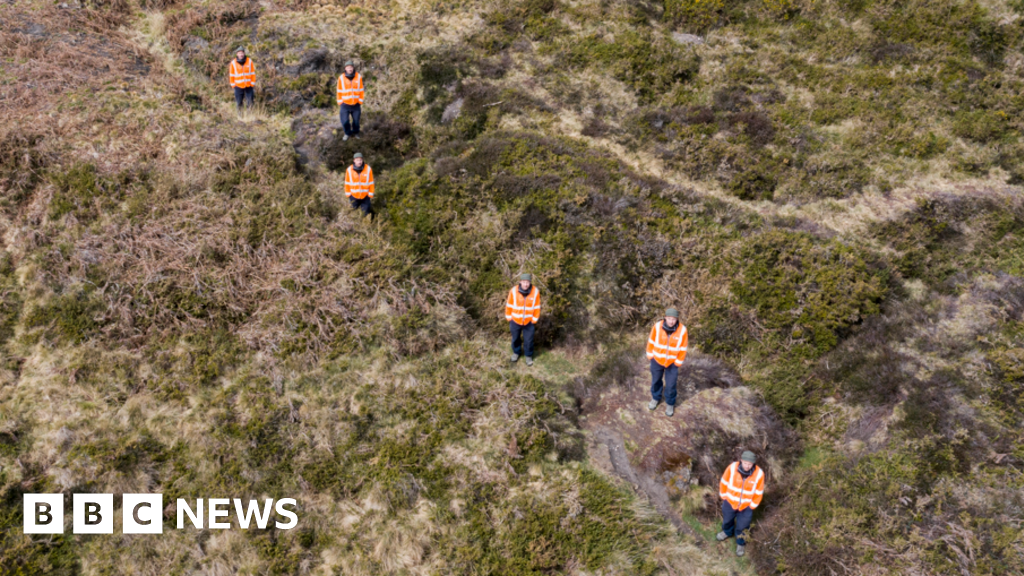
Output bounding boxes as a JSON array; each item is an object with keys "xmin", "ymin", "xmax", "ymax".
[
  {"xmin": 249, "ymin": 60, "xmax": 256, "ymax": 86},
  {"xmin": 674, "ymin": 327, "xmax": 688, "ymax": 366},
  {"xmin": 336, "ymin": 76, "xmax": 344, "ymax": 106},
  {"xmin": 719, "ymin": 465, "xmax": 731, "ymax": 501},
  {"xmin": 645, "ymin": 324, "xmax": 657, "ymax": 361},
  {"xmin": 504, "ymin": 289, "xmax": 514, "ymax": 322},
  {"xmin": 343, "ymin": 168, "xmax": 353, "ymax": 198},
  {"xmin": 357, "ymin": 74, "xmax": 365, "ymax": 105},
  {"xmin": 531, "ymin": 289, "xmax": 540, "ymax": 323},
  {"xmin": 750, "ymin": 470, "xmax": 765, "ymax": 509},
  {"xmin": 367, "ymin": 166, "xmax": 375, "ymax": 199},
  {"xmin": 229, "ymin": 62, "xmax": 237, "ymax": 88}
]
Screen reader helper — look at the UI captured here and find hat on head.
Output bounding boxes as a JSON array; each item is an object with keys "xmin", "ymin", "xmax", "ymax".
[
  {"xmin": 344, "ymin": 60, "xmax": 355, "ymax": 68},
  {"xmin": 235, "ymin": 46, "xmax": 246, "ymax": 54},
  {"xmin": 520, "ymin": 273, "xmax": 532, "ymax": 282},
  {"xmin": 665, "ymin": 308, "xmax": 679, "ymax": 318},
  {"xmin": 353, "ymin": 152, "xmax": 363, "ymax": 159},
  {"xmin": 740, "ymin": 451, "xmax": 757, "ymax": 464}
]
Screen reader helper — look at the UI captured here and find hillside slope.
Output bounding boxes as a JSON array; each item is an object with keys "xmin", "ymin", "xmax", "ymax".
[{"xmin": 1, "ymin": 0, "xmax": 1023, "ymax": 574}]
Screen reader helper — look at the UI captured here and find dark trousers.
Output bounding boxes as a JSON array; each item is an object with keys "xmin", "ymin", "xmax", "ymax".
[
  {"xmin": 340, "ymin": 103, "xmax": 361, "ymax": 136},
  {"xmin": 234, "ymin": 86, "xmax": 254, "ymax": 109},
  {"xmin": 721, "ymin": 501, "xmax": 754, "ymax": 545},
  {"xmin": 510, "ymin": 321, "xmax": 535, "ymax": 358},
  {"xmin": 349, "ymin": 196, "xmax": 373, "ymax": 217},
  {"xmin": 650, "ymin": 359, "xmax": 679, "ymax": 406}
]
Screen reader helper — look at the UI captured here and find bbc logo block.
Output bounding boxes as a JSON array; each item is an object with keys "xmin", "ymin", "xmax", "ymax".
[
  {"xmin": 123, "ymin": 494, "xmax": 163, "ymax": 534},
  {"xmin": 23, "ymin": 494, "xmax": 63, "ymax": 534},
  {"xmin": 25, "ymin": 493, "xmax": 164, "ymax": 534},
  {"xmin": 73, "ymin": 493, "xmax": 114, "ymax": 534}
]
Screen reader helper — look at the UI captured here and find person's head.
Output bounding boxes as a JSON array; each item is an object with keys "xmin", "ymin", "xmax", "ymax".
[
  {"xmin": 519, "ymin": 273, "xmax": 532, "ymax": 290},
  {"xmin": 235, "ymin": 47, "xmax": 246, "ymax": 61},
  {"xmin": 740, "ymin": 451, "xmax": 756, "ymax": 472},
  {"xmin": 353, "ymin": 152, "xmax": 364, "ymax": 168},
  {"xmin": 664, "ymin": 308, "xmax": 679, "ymax": 328},
  {"xmin": 344, "ymin": 61, "xmax": 355, "ymax": 75}
]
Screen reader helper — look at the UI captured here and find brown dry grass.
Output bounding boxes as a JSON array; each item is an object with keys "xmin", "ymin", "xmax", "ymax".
[{"xmin": 0, "ymin": 4, "xmax": 147, "ymax": 116}]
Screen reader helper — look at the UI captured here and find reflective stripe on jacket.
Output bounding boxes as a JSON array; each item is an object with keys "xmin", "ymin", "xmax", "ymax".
[
  {"xmin": 645, "ymin": 321, "xmax": 688, "ymax": 367},
  {"xmin": 505, "ymin": 285, "xmax": 540, "ymax": 325},
  {"xmin": 229, "ymin": 58, "xmax": 255, "ymax": 88},
  {"xmin": 719, "ymin": 462, "xmax": 765, "ymax": 511},
  {"xmin": 337, "ymin": 72, "xmax": 365, "ymax": 105},
  {"xmin": 345, "ymin": 164, "xmax": 374, "ymax": 199}
]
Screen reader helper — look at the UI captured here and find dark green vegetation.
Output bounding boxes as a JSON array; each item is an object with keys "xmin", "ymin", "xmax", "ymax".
[
  {"xmin": 1, "ymin": 0, "xmax": 1023, "ymax": 574},
  {"xmin": 0, "ymin": 486, "xmax": 79, "ymax": 576},
  {"xmin": 760, "ymin": 275, "xmax": 1024, "ymax": 575}
]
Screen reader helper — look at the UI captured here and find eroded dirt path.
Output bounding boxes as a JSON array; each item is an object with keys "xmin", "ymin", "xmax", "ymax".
[{"xmin": 590, "ymin": 424, "xmax": 700, "ymax": 540}]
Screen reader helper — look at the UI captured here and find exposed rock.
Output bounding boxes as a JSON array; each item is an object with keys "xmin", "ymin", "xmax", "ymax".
[
  {"xmin": 15, "ymin": 23, "xmax": 47, "ymax": 36},
  {"xmin": 586, "ymin": 385, "xmax": 795, "ymax": 481},
  {"xmin": 580, "ymin": 350, "xmax": 798, "ymax": 533},
  {"xmin": 291, "ymin": 113, "xmax": 335, "ymax": 171},
  {"xmin": 672, "ymin": 32, "xmax": 705, "ymax": 45},
  {"xmin": 661, "ymin": 464, "xmax": 692, "ymax": 500},
  {"xmin": 442, "ymin": 98, "xmax": 463, "ymax": 123},
  {"xmin": 181, "ymin": 36, "xmax": 209, "ymax": 66},
  {"xmin": 184, "ymin": 35, "xmax": 209, "ymax": 51}
]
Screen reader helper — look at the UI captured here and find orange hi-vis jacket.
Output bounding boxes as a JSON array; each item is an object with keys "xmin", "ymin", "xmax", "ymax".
[
  {"xmin": 337, "ymin": 72, "xmax": 365, "ymax": 106},
  {"xmin": 344, "ymin": 164, "xmax": 374, "ymax": 199},
  {"xmin": 229, "ymin": 58, "xmax": 255, "ymax": 88},
  {"xmin": 719, "ymin": 462, "xmax": 765, "ymax": 511},
  {"xmin": 646, "ymin": 320, "xmax": 688, "ymax": 367},
  {"xmin": 505, "ymin": 285, "xmax": 541, "ymax": 326}
]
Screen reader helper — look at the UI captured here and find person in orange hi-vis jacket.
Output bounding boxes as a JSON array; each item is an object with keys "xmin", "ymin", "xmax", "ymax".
[
  {"xmin": 229, "ymin": 47, "xmax": 255, "ymax": 112},
  {"xmin": 505, "ymin": 273, "xmax": 540, "ymax": 366},
  {"xmin": 337, "ymin": 60, "xmax": 365, "ymax": 140},
  {"xmin": 645, "ymin": 307, "xmax": 688, "ymax": 416},
  {"xmin": 717, "ymin": 451, "xmax": 765, "ymax": 557},
  {"xmin": 344, "ymin": 152, "xmax": 374, "ymax": 219}
]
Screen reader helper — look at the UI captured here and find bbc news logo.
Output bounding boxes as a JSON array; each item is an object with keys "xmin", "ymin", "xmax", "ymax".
[{"xmin": 24, "ymin": 494, "xmax": 298, "ymax": 534}]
